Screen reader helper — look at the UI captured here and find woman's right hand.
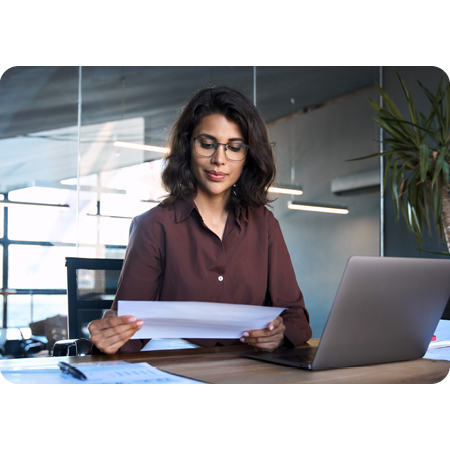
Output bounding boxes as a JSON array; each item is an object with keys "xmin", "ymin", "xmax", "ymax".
[{"xmin": 88, "ymin": 310, "xmax": 144, "ymax": 354}]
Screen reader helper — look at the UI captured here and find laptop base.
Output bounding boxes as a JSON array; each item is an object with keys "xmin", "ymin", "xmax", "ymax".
[{"xmin": 242, "ymin": 347, "xmax": 318, "ymax": 370}]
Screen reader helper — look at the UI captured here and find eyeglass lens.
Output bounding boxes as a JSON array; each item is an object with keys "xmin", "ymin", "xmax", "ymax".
[{"xmin": 194, "ymin": 138, "xmax": 247, "ymax": 161}]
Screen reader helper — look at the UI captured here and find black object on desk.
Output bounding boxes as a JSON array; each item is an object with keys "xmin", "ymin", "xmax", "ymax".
[{"xmin": 58, "ymin": 361, "xmax": 88, "ymax": 380}]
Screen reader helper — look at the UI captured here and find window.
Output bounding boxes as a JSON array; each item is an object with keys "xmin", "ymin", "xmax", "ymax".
[
  {"xmin": 6, "ymin": 294, "xmax": 68, "ymax": 327},
  {"xmin": 0, "ymin": 207, "xmax": 3, "ymax": 238},
  {"xmin": 8, "ymin": 245, "xmax": 77, "ymax": 290},
  {"xmin": 8, "ymin": 187, "xmax": 78, "ymax": 243}
]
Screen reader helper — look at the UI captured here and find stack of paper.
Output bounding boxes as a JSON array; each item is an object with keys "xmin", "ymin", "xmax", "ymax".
[{"xmin": 118, "ymin": 301, "xmax": 285, "ymax": 339}]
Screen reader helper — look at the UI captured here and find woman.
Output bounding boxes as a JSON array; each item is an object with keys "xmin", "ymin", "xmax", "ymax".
[{"xmin": 89, "ymin": 86, "xmax": 312, "ymax": 354}]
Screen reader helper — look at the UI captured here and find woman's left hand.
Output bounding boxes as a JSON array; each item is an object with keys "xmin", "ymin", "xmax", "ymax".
[{"xmin": 240, "ymin": 316, "xmax": 286, "ymax": 352}]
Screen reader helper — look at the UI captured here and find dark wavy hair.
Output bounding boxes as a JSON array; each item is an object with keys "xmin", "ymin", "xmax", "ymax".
[{"xmin": 161, "ymin": 86, "xmax": 276, "ymax": 209}]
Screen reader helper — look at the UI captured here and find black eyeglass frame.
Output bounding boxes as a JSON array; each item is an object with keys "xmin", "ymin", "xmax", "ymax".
[{"xmin": 191, "ymin": 137, "xmax": 249, "ymax": 161}]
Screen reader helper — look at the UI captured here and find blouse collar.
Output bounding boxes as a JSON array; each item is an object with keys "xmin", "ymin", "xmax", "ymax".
[{"xmin": 173, "ymin": 196, "xmax": 248, "ymax": 226}]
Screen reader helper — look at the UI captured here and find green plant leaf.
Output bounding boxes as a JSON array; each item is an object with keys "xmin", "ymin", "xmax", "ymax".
[
  {"xmin": 443, "ymin": 161, "xmax": 449, "ymax": 188},
  {"xmin": 431, "ymin": 149, "xmax": 447, "ymax": 187},
  {"xmin": 419, "ymin": 249, "xmax": 450, "ymax": 257},
  {"xmin": 400, "ymin": 198, "xmax": 412, "ymax": 232},
  {"xmin": 419, "ymin": 185, "xmax": 432, "ymax": 236},
  {"xmin": 376, "ymin": 82, "xmax": 412, "ymax": 137},
  {"xmin": 346, "ymin": 150, "xmax": 403, "ymax": 162},
  {"xmin": 419, "ymin": 144, "xmax": 429, "ymax": 182},
  {"xmin": 395, "ymin": 70, "xmax": 410, "ymax": 100},
  {"xmin": 408, "ymin": 165, "xmax": 420, "ymax": 186},
  {"xmin": 384, "ymin": 154, "xmax": 395, "ymax": 194},
  {"xmin": 381, "ymin": 139, "xmax": 418, "ymax": 150},
  {"xmin": 433, "ymin": 174, "xmax": 443, "ymax": 222},
  {"xmin": 368, "ymin": 97, "xmax": 382, "ymax": 113},
  {"xmin": 390, "ymin": 159, "xmax": 399, "ymax": 218},
  {"xmin": 407, "ymin": 88, "xmax": 421, "ymax": 143},
  {"xmin": 419, "ymin": 108, "xmax": 436, "ymax": 144},
  {"xmin": 411, "ymin": 206, "xmax": 423, "ymax": 250},
  {"xmin": 418, "ymin": 80, "xmax": 445, "ymax": 131},
  {"xmin": 437, "ymin": 216, "xmax": 446, "ymax": 247},
  {"xmin": 407, "ymin": 202, "xmax": 413, "ymax": 228},
  {"xmin": 375, "ymin": 117, "xmax": 414, "ymax": 143},
  {"xmin": 376, "ymin": 83, "xmax": 414, "ymax": 139},
  {"xmin": 445, "ymin": 83, "xmax": 450, "ymax": 138},
  {"xmin": 384, "ymin": 118, "xmax": 439, "ymax": 139}
]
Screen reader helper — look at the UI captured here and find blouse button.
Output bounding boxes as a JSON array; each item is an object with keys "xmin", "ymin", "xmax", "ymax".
[{"xmin": 218, "ymin": 276, "xmax": 224, "ymax": 281}]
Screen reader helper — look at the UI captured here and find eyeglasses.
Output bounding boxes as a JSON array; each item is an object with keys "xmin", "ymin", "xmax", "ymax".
[{"xmin": 191, "ymin": 137, "xmax": 248, "ymax": 161}]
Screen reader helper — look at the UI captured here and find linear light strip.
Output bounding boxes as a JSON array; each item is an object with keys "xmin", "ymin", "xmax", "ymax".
[
  {"xmin": 268, "ymin": 187, "xmax": 303, "ymax": 196},
  {"xmin": 288, "ymin": 202, "xmax": 348, "ymax": 215},
  {"xmin": 113, "ymin": 141, "xmax": 170, "ymax": 154},
  {"xmin": 87, "ymin": 213, "xmax": 133, "ymax": 219},
  {"xmin": 0, "ymin": 200, "xmax": 70, "ymax": 211}
]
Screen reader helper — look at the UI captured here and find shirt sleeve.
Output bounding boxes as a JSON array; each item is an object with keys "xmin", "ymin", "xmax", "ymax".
[
  {"xmin": 113, "ymin": 213, "xmax": 164, "ymax": 304},
  {"xmin": 266, "ymin": 213, "xmax": 312, "ymax": 347},
  {"xmin": 108, "ymin": 213, "xmax": 164, "ymax": 352}
]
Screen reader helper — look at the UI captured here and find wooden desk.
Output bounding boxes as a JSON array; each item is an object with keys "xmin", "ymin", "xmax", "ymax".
[{"xmin": 1, "ymin": 339, "xmax": 449, "ymax": 383}]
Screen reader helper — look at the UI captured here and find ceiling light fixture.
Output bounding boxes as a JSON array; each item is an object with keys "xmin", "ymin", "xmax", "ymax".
[
  {"xmin": 113, "ymin": 141, "xmax": 170, "ymax": 154},
  {"xmin": 287, "ymin": 201, "xmax": 349, "ymax": 215},
  {"xmin": 268, "ymin": 185, "xmax": 303, "ymax": 196}
]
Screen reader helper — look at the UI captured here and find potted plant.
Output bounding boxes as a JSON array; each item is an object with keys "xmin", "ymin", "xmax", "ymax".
[{"xmin": 351, "ymin": 70, "xmax": 450, "ymax": 254}]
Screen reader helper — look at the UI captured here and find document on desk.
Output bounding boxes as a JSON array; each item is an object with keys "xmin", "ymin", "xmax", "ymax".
[
  {"xmin": 1, "ymin": 361, "xmax": 206, "ymax": 384},
  {"xmin": 118, "ymin": 301, "xmax": 286, "ymax": 339},
  {"xmin": 424, "ymin": 319, "xmax": 450, "ymax": 361}
]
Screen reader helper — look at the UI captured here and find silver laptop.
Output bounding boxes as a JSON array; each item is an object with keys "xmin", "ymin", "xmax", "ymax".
[{"xmin": 242, "ymin": 256, "xmax": 450, "ymax": 370}]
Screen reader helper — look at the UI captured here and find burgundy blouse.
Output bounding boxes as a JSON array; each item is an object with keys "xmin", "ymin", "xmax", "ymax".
[{"xmin": 111, "ymin": 197, "xmax": 312, "ymax": 351}]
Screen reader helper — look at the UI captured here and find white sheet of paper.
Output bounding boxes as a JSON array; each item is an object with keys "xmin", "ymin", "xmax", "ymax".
[
  {"xmin": 424, "ymin": 320, "xmax": 450, "ymax": 360},
  {"xmin": 1, "ymin": 361, "xmax": 205, "ymax": 384},
  {"xmin": 118, "ymin": 301, "xmax": 286, "ymax": 339}
]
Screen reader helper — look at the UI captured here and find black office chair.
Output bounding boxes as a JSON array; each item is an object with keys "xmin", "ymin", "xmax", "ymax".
[{"xmin": 53, "ymin": 257, "xmax": 123, "ymax": 356}]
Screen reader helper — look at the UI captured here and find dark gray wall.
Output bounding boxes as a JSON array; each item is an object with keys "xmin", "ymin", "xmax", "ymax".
[{"xmin": 268, "ymin": 86, "xmax": 381, "ymax": 337}]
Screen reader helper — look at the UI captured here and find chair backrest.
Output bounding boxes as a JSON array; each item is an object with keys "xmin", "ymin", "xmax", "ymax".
[{"xmin": 65, "ymin": 257, "xmax": 124, "ymax": 339}]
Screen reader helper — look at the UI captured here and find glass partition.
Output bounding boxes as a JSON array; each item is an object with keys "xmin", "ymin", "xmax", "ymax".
[
  {"xmin": 0, "ymin": 66, "xmax": 79, "ymax": 330},
  {"xmin": 258, "ymin": 67, "xmax": 380, "ymax": 336},
  {"xmin": 78, "ymin": 66, "xmax": 254, "ymax": 259}
]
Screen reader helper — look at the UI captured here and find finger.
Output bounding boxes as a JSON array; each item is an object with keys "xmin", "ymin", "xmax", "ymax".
[
  {"xmin": 242, "ymin": 322, "xmax": 286, "ymax": 340},
  {"xmin": 240, "ymin": 330, "xmax": 271, "ymax": 342},
  {"xmin": 251, "ymin": 338, "xmax": 281, "ymax": 351},
  {"xmin": 242, "ymin": 333, "xmax": 284, "ymax": 346},
  {"xmin": 102, "ymin": 315, "xmax": 139, "ymax": 330},
  {"xmin": 90, "ymin": 315, "xmax": 138, "ymax": 332},
  {"xmin": 101, "ymin": 329, "xmax": 140, "ymax": 353},
  {"xmin": 103, "ymin": 310, "xmax": 117, "ymax": 319},
  {"xmin": 251, "ymin": 333, "xmax": 285, "ymax": 351},
  {"xmin": 267, "ymin": 316, "xmax": 283, "ymax": 331},
  {"xmin": 247, "ymin": 317, "xmax": 285, "ymax": 337},
  {"xmin": 91, "ymin": 320, "xmax": 143, "ymax": 341},
  {"xmin": 241, "ymin": 332, "xmax": 284, "ymax": 347},
  {"xmin": 93, "ymin": 324, "xmax": 143, "ymax": 354}
]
